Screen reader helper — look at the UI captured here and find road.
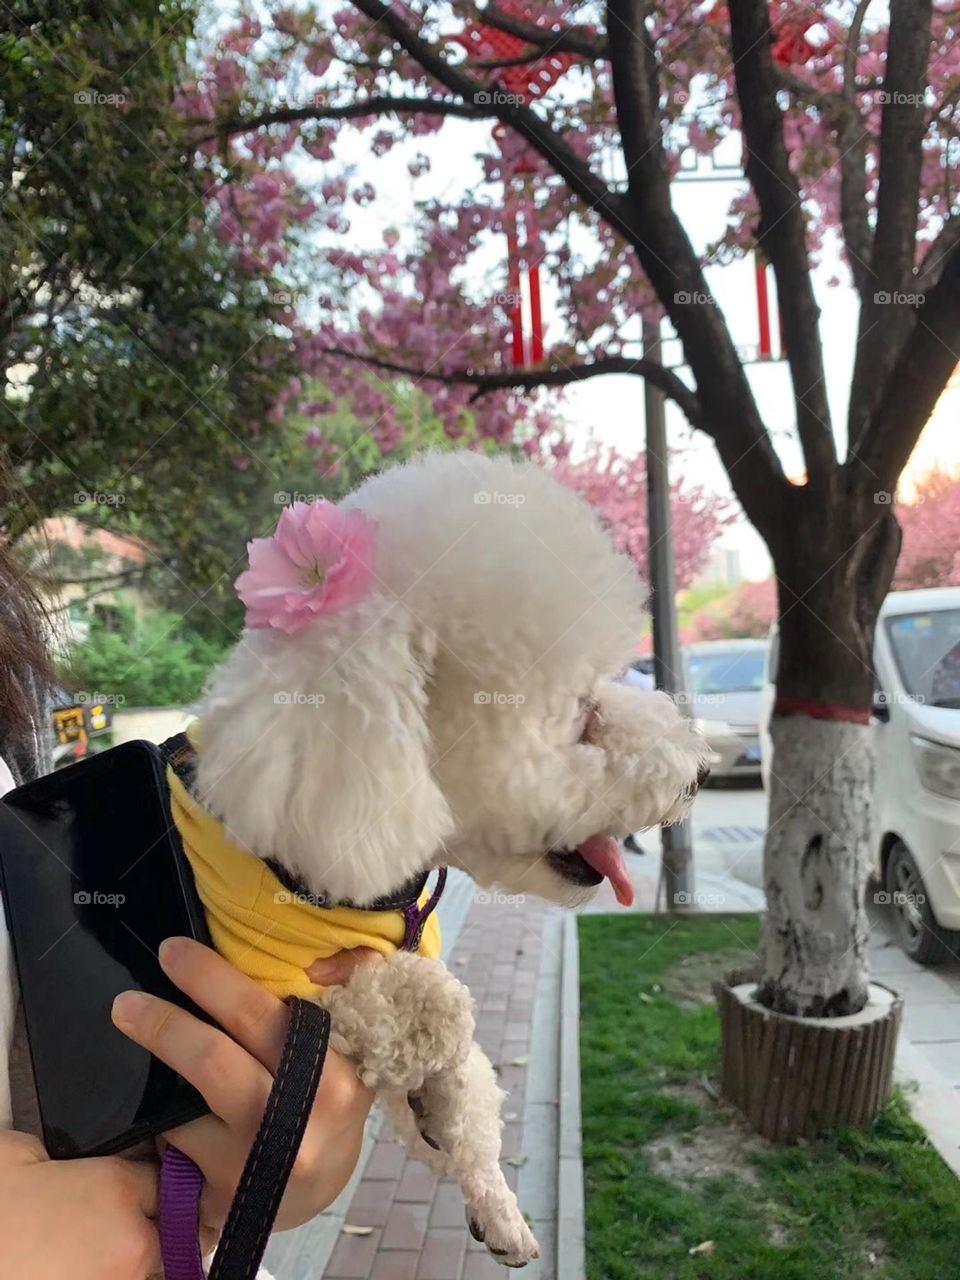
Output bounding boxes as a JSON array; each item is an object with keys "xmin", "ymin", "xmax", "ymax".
[
  {"xmin": 623, "ymin": 778, "xmax": 768, "ymax": 910},
  {"xmin": 688, "ymin": 779, "xmax": 767, "ymax": 889}
]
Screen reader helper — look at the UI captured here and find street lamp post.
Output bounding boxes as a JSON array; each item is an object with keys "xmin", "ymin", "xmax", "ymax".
[{"xmin": 643, "ymin": 317, "xmax": 695, "ymax": 909}]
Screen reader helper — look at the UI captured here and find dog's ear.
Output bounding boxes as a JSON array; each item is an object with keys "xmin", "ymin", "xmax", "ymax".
[{"xmin": 191, "ymin": 599, "xmax": 454, "ymax": 904}]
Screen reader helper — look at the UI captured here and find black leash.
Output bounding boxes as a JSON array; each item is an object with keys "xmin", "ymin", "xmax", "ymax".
[{"xmin": 160, "ymin": 996, "xmax": 331, "ymax": 1279}]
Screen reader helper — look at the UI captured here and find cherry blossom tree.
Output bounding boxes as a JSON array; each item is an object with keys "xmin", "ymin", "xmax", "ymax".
[
  {"xmin": 894, "ymin": 471, "xmax": 960, "ymax": 590},
  {"xmin": 555, "ymin": 444, "xmax": 729, "ymax": 590},
  {"xmin": 688, "ymin": 577, "xmax": 777, "ymax": 640},
  {"xmin": 183, "ymin": 1, "xmax": 960, "ymax": 1046}
]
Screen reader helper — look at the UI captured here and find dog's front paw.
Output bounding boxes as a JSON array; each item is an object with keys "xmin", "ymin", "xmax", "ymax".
[
  {"xmin": 466, "ymin": 1194, "xmax": 539, "ymax": 1268},
  {"xmin": 407, "ymin": 1086, "xmax": 465, "ymax": 1155}
]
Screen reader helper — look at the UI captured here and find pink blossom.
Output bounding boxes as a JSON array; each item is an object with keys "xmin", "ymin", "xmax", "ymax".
[{"xmin": 236, "ymin": 502, "xmax": 379, "ymax": 633}]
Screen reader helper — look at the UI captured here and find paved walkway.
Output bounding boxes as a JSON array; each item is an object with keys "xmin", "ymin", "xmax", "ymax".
[{"xmin": 266, "ymin": 873, "xmax": 567, "ymax": 1280}]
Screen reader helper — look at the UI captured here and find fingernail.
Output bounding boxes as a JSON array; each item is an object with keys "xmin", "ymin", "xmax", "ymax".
[
  {"xmin": 158, "ymin": 936, "xmax": 189, "ymax": 969},
  {"xmin": 112, "ymin": 990, "xmax": 150, "ymax": 1026},
  {"xmin": 304, "ymin": 960, "xmax": 330, "ymax": 984}
]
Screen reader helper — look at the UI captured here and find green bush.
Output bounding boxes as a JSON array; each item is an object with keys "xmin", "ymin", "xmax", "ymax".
[{"xmin": 60, "ymin": 608, "xmax": 230, "ymax": 708}]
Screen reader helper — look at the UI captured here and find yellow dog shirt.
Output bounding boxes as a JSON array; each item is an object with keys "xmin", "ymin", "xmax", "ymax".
[{"xmin": 164, "ymin": 736, "xmax": 442, "ymax": 999}]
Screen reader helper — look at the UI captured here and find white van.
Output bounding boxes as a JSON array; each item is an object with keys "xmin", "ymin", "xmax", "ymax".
[{"xmin": 761, "ymin": 588, "xmax": 960, "ymax": 964}]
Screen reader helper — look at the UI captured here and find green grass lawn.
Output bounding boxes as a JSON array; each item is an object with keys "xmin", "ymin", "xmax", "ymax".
[{"xmin": 579, "ymin": 914, "xmax": 960, "ymax": 1280}]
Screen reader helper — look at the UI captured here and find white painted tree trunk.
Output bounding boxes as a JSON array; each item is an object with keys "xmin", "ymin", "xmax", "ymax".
[{"xmin": 759, "ymin": 714, "xmax": 874, "ymax": 1016}]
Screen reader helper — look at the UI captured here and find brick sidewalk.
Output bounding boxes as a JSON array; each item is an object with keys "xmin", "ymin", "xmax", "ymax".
[{"xmin": 324, "ymin": 893, "xmax": 562, "ymax": 1280}]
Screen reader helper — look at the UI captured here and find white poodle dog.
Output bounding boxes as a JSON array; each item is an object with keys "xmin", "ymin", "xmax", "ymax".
[{"xmin": 188, "ymin": 452, "xmax": 707, "ymax": 1267}]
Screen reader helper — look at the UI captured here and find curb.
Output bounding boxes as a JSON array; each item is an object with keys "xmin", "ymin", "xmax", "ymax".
[
  {"xmin": 556, "ymin": 912, "xmax": 586, "ymax": 1280},
  {"xmin": 895, "ymin": 1036, "xmax": 960, "ymax": 1178}
]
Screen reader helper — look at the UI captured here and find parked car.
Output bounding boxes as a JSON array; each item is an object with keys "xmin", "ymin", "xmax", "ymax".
[
  {"xmin": 760, "ymin": 587, "xmax": 960, "ymax": 963},
  {"xmin": 681, "ymin": 639, "xmax": 767, "ymax": 781}
]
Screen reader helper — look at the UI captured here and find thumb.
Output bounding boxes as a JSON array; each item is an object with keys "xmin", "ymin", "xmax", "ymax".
[{"xmin": 305, "ymin": 947, "xmax": 381, "ymax": 987}]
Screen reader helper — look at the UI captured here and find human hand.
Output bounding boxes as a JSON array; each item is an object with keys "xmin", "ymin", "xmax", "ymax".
[
  {"xmin": 0, "ymin": 1130, "xmax": 159, "ymax": 1280},
  {"xmin": 112, "ymin": 936, "xmax": 373, "ymax": 1233},
  {"xmin": 305, "ymin": 946, "xmax": 381, "ymax": 988}
]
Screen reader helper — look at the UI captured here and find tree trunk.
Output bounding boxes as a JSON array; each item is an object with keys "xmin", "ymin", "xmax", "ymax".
[
  {"xmin": 760, "ymin": 715, "xmax": 873, "ymax": 1015},
  {"xmin": 758, "ymin": 486, "xmax": 901, "ymax": 1017}
]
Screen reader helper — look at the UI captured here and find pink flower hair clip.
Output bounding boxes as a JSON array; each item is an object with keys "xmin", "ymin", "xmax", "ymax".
[{"xmin": 235, "ymin": 500, "xmax": 378, "ymax": 634}]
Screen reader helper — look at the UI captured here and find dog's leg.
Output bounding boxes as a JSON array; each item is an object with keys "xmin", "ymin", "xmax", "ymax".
[
  {"xmin": 382, "ymin": 1042, "xmax": 539, "ymax": 1268},
  {"xmin": 318, "ymin": 950, "xmax": 474, "ymax": 1090},
  {"xmin": 319, "ymin": 952, "xmax": 539, "ymax": 1267}
]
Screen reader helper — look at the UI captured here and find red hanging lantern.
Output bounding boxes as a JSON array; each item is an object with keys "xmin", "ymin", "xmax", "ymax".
[{"xmin": 452, "ymin": 4, "xmax": 586, "ymax": 368}]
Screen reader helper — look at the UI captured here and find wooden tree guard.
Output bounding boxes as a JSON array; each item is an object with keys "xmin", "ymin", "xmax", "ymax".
[{"xmin": 714, "ymin": 976, "xmax": 902, "ymax": 1143}]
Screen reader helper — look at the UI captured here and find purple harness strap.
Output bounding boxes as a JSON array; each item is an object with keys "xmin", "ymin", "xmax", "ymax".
[
  {"xmin": 160, "ymin": 1145, "xmax": 206, "ymax": 1280},
  {"xmin": 401, "ymin": 866, "xmax": 447, "ymax": 951}
]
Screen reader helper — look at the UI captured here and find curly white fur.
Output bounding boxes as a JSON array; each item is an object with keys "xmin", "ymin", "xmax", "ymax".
[{"xmin": 191, "ymin": 452, "xmax": 707, "ymax": 1265}]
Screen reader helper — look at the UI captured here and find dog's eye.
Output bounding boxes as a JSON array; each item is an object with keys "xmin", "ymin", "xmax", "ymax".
[{"xmin": 578, "ymin": 698, "xmax": 603, "ymax": 745}]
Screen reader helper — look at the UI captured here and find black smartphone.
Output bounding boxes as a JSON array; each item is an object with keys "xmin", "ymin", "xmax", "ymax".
[{"xmin": 0, "ymin": 739, "xmax": 214, "ymax": 1158}]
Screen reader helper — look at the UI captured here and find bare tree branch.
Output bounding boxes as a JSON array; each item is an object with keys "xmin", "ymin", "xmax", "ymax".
[
  {"xmin": 852, "ymin": 236, "xmax": 960, "ymax": 488},
  {"xmin": 833, "ymin": 117, "xmax": 873, "ymax": 297},
  {"xmin": 916, "ymin": 214, "xmax": 960, "ymax": 292},
  {"xmin": 316, "ymin": 346, "xmax": 704, "ymax": 427},
  {"xmin": 729, "ymin": 0, "xmax": 835, "ymax": 482},
  {"xmin": 843, "ymin": 0, "xmax": 873, "ymax": 94},
  {"xmin": 199, "ymin": 95, "xmax": 488, "ymax": 141},
  {"xmin": 478, "ymin": 4, "xmax": 606, "ymax": 60},
  {"xmin": 871, "ymin": 0, "xmax": 932, "ymax": 276},
  {"xmin": 778, "ymin": 3, "xmax": 874, "ymax": 297},
  {"xmin": 605, "ymin": 0, "xmax": 786, "ymax": 543},
  {"xmin": 849, "ymin": 0, "xmax": 934, "ymax": 442},
  {"xmin": 346, "ymin": 0, "xmax": 636, "ymax": 240},
  {"xmin": 769, "ymin": 46, "xmax": 873, "ymax": 294}
]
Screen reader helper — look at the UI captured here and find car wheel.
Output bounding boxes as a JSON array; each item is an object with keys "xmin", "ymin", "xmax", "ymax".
[{"xmin": 886, "ymin": 840, "xmax": 960, "ymax": 965}]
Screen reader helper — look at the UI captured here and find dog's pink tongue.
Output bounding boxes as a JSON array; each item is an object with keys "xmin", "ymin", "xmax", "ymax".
[{"xmin": 577, "ymin": 835, "xmax": 635, "ymax": 907}]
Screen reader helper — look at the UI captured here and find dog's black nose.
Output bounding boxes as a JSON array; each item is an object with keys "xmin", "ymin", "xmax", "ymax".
[{"xmin": 696, "ymin": 764, "xmax": 711, "ymax": 790}]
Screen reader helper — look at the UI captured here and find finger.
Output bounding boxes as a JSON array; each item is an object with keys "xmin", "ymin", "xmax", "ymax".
[
  {"xmin": 305, "ymin": 946, "xmax": 381, "ymax": 988},
  {"xmin": 112, "ymin": 990, "xmax": 272, "ymax": 1131},
  {"xmin": 110, "ymin": 1154, "xmax": 161, "ymax": 1220},
  {"xmin": 162, "ymin": 1115, "xmax": 237, "ymax": 1231},
  {"xmin": 158, "ymin": 936, "xmax": 291, "ymax": 1075}
]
